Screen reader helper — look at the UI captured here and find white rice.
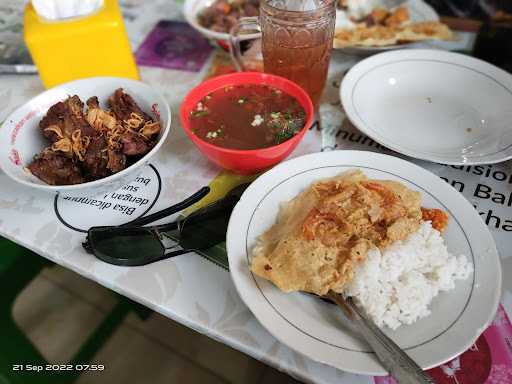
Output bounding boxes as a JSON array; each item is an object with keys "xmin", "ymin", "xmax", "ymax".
[{"xmin": 344, "ymin": 221, "xmax": 473, "ymax": 330}]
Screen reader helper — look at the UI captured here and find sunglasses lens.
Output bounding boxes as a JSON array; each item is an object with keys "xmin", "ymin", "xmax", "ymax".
[
  {"xmin": 179, "ymin": 201, "xmax": 234, "ymax": 250},
  {"xmin": 89, "ymin": 227, "xmax": 164, "ymax": 266}
]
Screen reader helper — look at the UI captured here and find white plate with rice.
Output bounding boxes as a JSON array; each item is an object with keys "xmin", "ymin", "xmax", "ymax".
[{"xmin": 226, "ymin": 150, "xmax": 501, "ymax": 375}]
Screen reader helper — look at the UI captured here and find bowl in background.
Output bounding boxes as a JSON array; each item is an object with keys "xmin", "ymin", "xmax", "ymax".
[
  {"xmin": 0, "ymin": 77, "xmax": 171, "ymax": 197},
  {"xmin": 184, "ymin": 0, "xmax": 261, "ymax": 42},
  {"xmin": 180, "ymin": 72, "xmax": 314, "ymax": 174}
]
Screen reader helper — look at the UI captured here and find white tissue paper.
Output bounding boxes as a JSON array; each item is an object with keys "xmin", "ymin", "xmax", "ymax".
[{"xmin": 32, "ymin": 0, "xmax": 104, "ymax": 21}]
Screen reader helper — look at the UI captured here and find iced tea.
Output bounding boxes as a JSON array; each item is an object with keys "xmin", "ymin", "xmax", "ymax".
[
  {"xmin": 230, "ymin": 0, "xmax": 336, "ymax": 109},
  {"xmin": 262, "ymin": 38, "xmax": 333, "ymax": 109}
]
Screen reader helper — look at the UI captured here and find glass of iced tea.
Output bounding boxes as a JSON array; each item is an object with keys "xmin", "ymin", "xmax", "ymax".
[{"xmin": 229, "ymin": 0, "xmax": 336, "ymax": 109}]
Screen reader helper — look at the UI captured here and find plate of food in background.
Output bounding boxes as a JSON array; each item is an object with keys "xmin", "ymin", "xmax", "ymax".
[
  {"xmin": 226, "ymin": 150, "xmax": 501, "ymax": 375},
  {"xmin": 184, "ymin": 0, "xmax": 261, "ymax": 42},
  {"xmin": 184, "ymin": 0, "xmax": 454, "ymax": 53},
  {"xmin": 0, "ymin": 77, "xmax": 171, "ymax": 196},
  {"xmin": 334, "ymin": 0, "xmax": 454, "ymax": 53}
]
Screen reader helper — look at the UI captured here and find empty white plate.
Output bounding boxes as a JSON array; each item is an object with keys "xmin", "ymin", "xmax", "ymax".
[
  {"xmin": 226, "ymin": 150, "xmax": 501, "ymax": 375},
  {"xmin": 341, "ymin": 49, "xmax": 512, "ymax": 165}
]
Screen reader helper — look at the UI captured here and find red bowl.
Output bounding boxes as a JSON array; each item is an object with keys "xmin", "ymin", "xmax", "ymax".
[{"xmin": 180, "ymin": 72, "xmax": 315, "ymax": 174}]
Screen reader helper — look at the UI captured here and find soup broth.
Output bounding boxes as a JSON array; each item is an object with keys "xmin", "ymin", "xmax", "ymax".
[{"xmin": 189, "ymin": 84, "xmax": 306, "ymax": 150}]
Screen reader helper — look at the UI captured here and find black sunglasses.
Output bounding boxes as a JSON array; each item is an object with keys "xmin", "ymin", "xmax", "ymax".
[{"xmin": 82, "ymin": 184, "xmax": 248, "ymax": 266}]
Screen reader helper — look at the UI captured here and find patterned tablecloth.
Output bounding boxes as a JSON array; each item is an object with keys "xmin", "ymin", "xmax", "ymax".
[{"xmin": 1, "ymin": 1, "xmax": 512, "ymax": 383}]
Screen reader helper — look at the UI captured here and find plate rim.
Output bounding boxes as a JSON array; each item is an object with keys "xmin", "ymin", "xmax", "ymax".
[
  {"xmin": 226, "ymin": 150, "xmax": 501, "ymax": 375},
  {"xmin": 340, "ymin": 49, "xmax": 512, "ymax": 165}
]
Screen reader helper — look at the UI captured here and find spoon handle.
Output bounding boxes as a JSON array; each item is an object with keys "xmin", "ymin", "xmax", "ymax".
[{"xmin": 328, "ymin": 293, "xmax": 437, "ymax": 384}]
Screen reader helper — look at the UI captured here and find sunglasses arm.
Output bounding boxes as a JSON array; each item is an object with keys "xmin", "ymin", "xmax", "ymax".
[{"xmin": 124, "ymin": 186, "xmax": 210, "ymax": 227}]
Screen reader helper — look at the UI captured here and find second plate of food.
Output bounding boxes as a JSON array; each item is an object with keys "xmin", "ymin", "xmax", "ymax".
[
  {"xmin": 226, "ymin": 150, "xmax": 501, "ymax": 375},
  {"xmin": 334, "ymin": 0, "xmax": 450, "ymax": 54}
]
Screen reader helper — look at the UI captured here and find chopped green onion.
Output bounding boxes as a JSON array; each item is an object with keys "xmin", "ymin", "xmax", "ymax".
[
  {"xmin": 286, "ymin": 118, "xmax": 303, "ymax": 131},
  {"xmin": 269, "ymin": 120, "xmax": 282, "ymax": 129},
  {"xmin": 190, "ymin": 110, "xmax": 210, "ymax": 118},
  {"xmin": 275, "ymin": 126, "xmax": 298, "ymax": 144}
]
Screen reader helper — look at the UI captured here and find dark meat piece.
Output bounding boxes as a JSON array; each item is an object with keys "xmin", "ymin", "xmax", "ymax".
[
  {"xmin": 39, "ymin": 102, "xmax": 67, "ymax": 142},
  {"xmin": 122, "ymin": 133, "xmax": 150, "ymax": 156},
  {"xmin": 108, "ymin": 88, "xmax": 152, "ymax": 123},
  {"xmin": 86, "ymin": 96, "xmax": 100, "ymax": 109},
  {"xmin": 28, "ymin": 151, "xmax": 83, "ymax": 185},
  {"xmin": 40, "ymin": 95, "xmax": 95, "ymax": 142},
  {"xmin": 83, "ymin": 135, "xmax": 109, "ymax": 180},
  {"xmin": 107, "ymin": 149, "xmax": 126, "ymax": 173}
]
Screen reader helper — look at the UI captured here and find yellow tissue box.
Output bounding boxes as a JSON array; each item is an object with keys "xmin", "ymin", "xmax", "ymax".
[{"xmin": 24, "ymin": 0, "xmax": 139, "ymax": 88}]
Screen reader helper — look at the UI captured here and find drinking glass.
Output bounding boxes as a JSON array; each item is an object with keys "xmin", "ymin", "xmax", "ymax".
[{"xmin": 229, "ymin": 0, "xmax": 336, "ymax": 109}]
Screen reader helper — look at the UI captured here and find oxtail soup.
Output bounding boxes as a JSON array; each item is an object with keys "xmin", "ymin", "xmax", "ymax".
[{"xmin": 189, "ymin": 84, "xmax": 306, "ymax": 150}]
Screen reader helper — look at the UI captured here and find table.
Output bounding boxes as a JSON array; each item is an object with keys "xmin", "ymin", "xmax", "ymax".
[{"xmin": 2, "ymin": 1, "xmax": 512, "ymax": 383}]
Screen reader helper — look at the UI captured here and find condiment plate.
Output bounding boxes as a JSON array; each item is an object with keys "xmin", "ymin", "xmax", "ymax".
[
  {"xmin": 226, "ymin": 150, "xmax": 501, "ymax": 375},
  {"xmin": 341, "ymin": 49, "xmax": 512, "ymax": 165}
]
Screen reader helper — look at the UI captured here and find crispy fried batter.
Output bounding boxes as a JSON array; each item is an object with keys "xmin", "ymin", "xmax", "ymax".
[
  {"xmin": 369, "ymin": 7, "xmax": 389, "ymax": 24},
  {"xmin": 334, "ymin": 20, "xmax": 453, "ymax": 48},
  {"xmin": 250, "ymin": 170, "xmax": 427, "ymax": 296},
  {"xmin": 385, "ymin": 6, "xmax": 409, "ymax": 27},
  {"xmin": 398, "ymin": 21, "xmax": 453, "ymax": 42},
  {"xmin": 334, "ymin": 25, "xmax": 398, "ymax": 47}
]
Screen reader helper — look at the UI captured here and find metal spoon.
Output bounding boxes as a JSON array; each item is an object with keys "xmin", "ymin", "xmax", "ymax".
[{"xmin": 326, "ymin": 292, "xmax": 437, "ymax": 384}]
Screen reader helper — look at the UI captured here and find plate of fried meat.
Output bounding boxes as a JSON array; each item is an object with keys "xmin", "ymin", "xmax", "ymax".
[{"xmin": 0, "ymin": 77, "xmax": 171, "ymax": 196}]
